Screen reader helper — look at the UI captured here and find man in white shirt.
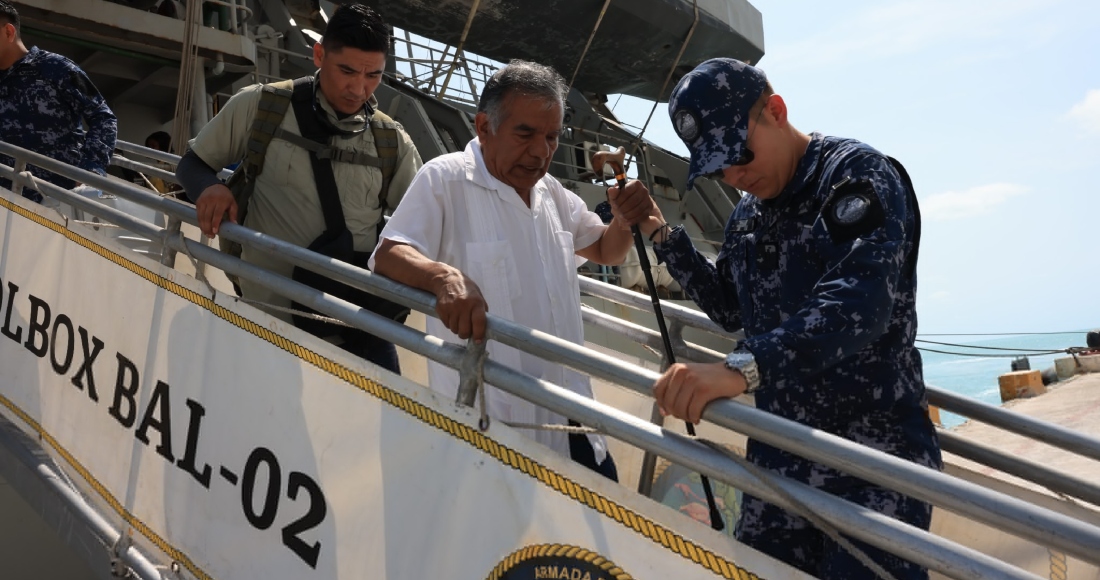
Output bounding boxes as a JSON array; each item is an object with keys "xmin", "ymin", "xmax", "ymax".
[{"xmin": 370, "ymin": 60, "xmax": 660, "ymax": 480}]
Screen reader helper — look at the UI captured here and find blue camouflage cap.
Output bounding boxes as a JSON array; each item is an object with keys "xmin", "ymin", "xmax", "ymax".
[{"xmin": 668, "ymin": 58, "xmax": 767, "ymax": 190}]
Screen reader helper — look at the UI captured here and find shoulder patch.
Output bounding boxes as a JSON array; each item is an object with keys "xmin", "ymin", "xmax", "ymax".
[
  {"xmin": 673, "ymin": 108, "xmax": 700, "ymax": 142},
  {"xmin": 822, "ymin": 178, "xmax": 885, "ymax": 243}
]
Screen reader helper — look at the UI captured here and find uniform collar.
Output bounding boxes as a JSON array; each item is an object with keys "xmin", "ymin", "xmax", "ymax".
[
  {"xmin": 313, "ymin": 74, "xmax": 377, "ymax": 132},
  {"xmin": 763, "ymin": 132, "xmax": 825, "ymax": 208},
  {"xmin": 464, "ymin": 138, "xmax": 542, "ymax": 213},
  {"xmin": 1, "ymin": 45, "xmax": 37, "ymax": 74}
]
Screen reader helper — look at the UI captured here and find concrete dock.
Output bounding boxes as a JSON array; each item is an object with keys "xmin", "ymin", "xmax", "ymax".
[
  {"xmin": 949, "ymin": 370, "xmax": 1100, "ymax": 499},
  {"xmin": 932, "ymin": 371, "xmax": 1100, "ymax": 580}
]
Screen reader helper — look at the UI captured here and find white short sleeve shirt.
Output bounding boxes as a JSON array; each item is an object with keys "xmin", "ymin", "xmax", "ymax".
[{"xmin": 370, "ymin": 139, "xmax": 607, "ymax": 461}]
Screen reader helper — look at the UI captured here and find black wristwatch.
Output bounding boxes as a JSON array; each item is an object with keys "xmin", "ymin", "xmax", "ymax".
[{"xmin": 724, "ymin": 348, "xmax": 761, "ymax": 393}]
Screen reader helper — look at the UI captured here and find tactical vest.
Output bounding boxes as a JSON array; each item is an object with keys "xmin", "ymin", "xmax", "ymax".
[{"xmin": 220, "ymin": 77, "xmax": 401, "ymax": 270}]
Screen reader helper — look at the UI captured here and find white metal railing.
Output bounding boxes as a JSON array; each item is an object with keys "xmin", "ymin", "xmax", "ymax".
[
  {"xmin": 103, "ymin": 144, "xmax": 1100, "ymax": 469},
  {"xmin": 105, "ymin": 142, "xmax": 1100, "ymax": 482},
  {"xmin": 5, "ymin": 142, "xmax": 1100, "ymax": 579}
]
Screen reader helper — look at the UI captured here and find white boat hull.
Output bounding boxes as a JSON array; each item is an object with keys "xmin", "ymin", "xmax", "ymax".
[{"xmin": 0, "ymin": 188, "xmax": 803, "ymax": 579}]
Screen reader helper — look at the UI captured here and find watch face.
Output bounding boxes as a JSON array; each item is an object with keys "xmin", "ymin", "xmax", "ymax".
[
  {"xmin": 725, "ymin": 352, "xmax": 753, "ymax": 369},
  {"xmin": 725, "ymin": 351, "xmax": 760, "ymax": 392}
]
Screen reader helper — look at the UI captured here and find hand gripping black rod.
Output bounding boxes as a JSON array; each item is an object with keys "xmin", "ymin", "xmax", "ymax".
[{"xmin": 595, "ymin": 148, "xmax": 724, "ymax": 532}]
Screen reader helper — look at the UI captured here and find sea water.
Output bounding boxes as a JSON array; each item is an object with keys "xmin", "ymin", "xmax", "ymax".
[{"xmin": 919, "ymin": 331, "xmax": 1094, "ymax": 428}]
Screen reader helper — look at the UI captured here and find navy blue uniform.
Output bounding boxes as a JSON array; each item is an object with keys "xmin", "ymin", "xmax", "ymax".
[
  {"xmin": 0, "ymin": 46, "xmax": 117, "ymax": 202},
  {"xmin": 655, "ymin": 133, "xmax": 942, "ymax": 579}
]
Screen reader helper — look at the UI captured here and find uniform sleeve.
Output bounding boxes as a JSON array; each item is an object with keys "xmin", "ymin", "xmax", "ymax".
[
  {"xmin": 65, "ymin": 67, "xmax": 117, "ymax": 174},
  {"xmin": 369, "ymin": 162, "xmax": 445, "ymax": 269},
  {"xmin": 742, "ymin": 155, "xmax": 914, "ymax": 386},
  {"xmin": 188, "ymin": 84, "xmax": 263, "ymax": 171},
  {"xmin": 176, "ymin": 151, "xmax": 224, "ymax": 203},
  {"xmin": 654, "ymin": 226, "xmax": 743, "ymax": 332},
  {"xmin": 383, "ymin": 125, "xmax": 424, "ymax": 212}
]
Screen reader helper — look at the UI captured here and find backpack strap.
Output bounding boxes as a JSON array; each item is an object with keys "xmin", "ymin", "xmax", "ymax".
[
  {"xmin": 244, "ymin": 80, "xmax": 295, "ymax": 178},
  {"xmin": 219, "ymin": 78, "xmax": 294, "ymax": 276},
  {"xmin": 271, "ymin": 127, "xmax": 391, "ymax": 168},
  {"xmin": 368, "ymin": 110, "xmax": 400, "ymax": 212},
  {"xmin": 288, "ymin": 77, "xmax": 348, "ymax": 236},
  {"xmin": 257, "ymin": 77, "xmax": 401, "ymax": 220},
  {"xmin": 272, "ymin": 105, "xmax": 401, "ymax": 214},
  {"xmin": 230, "ymin": 78, "xmax": 295, "ymax": 219}
]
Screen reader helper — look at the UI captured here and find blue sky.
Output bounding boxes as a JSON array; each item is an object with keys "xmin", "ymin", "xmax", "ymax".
[{"xmin": 610, "ymin": 0, "xmax": 1100, "ymax": 335}]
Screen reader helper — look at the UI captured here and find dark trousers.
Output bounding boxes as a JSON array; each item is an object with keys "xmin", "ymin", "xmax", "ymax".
[
  {"xmin": 736, "ymin": 488, "xmax": 932, "ymax": 580},
  {"xmin": 568, "ymin": 421, "xmax": 618, "ymax": 482},
  {"xmin": 339, "ymin": 331, "xmax": 401, "ymax": 375}
]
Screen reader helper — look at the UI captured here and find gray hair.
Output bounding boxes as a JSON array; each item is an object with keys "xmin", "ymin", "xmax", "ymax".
[{"xmin": 478, "ymin": 60, "xmax": 568, "ymax": 132}]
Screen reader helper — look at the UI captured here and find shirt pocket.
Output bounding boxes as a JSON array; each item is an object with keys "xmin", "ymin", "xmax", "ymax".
[
  {"xmin": 263, "ymin": 141, "xmax": 300, "ymax": 188},
  {"xmin": 555, "ymin": 230, "xmax": 576, "ymax": 266},
  {"xmin": 725, "ymin": 232, "xmax": 754, "ymax": 283},
  {"xmin": 553, "ymin": 230, "xmax": 583, "ymax": 322},
  {"xmin": 779, "ymin": 221, "xmax": 822, "ymax": 309},
  {"xmin": 465, "ymin": 241, "xmax": 523, "ymax": 310}
]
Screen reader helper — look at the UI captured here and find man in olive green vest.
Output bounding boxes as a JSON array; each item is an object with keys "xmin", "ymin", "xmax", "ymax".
[{"xmin": 176, "ymin": 4, "xmax": 422, "ymax": 373}]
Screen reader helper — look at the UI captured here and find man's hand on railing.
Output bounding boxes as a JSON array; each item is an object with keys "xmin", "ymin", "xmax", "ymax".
[
  {"xmin": 433, "ymin": 270, "xmax": 489, "ymax": 344},
  {"xmin": 653, "ymin": 362, "xmax": 746, "ymax": 424},
  {"xmin": 195, "ymin": 183, "xmax": 238, "ymax": 236},
  {"xmin": 373, "ymin": 239, "xmax": 491, "ymax": 343}
]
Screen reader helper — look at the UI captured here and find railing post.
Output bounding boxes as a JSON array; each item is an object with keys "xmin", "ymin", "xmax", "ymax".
[
  {"xmin": 12, "ymin": 159, "xmax": 26, "ymax": 197},
  {"xmin": 195, "ymin": 234, "xmax": 211, "ymax": 284},
  {"xmin": 456, "ymin": 339, "xmax": 488, "ymax": 408},
  {"xmin": 227, "ymin": 0, "xmax": 238, "ymax": 34},
  {"xmin": 404, "ymin": 29, "xmax": 416, "ymax": 84},
  {"xmin": 160, "ymin": 217, "xmax": 182, "ymax": 267}
]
